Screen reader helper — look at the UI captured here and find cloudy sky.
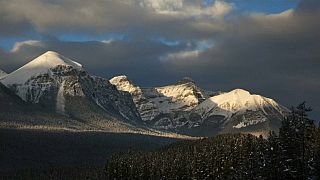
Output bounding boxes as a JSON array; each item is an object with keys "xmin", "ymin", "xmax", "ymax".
[{"xmin": 0, "ymin": 0, "xmax": 319, "ymax": 118}]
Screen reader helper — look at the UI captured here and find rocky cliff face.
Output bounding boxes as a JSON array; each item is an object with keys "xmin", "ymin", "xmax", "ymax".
[{"xmin": 110, "ymin": 76, "xmax": 289, "ymax": 136}]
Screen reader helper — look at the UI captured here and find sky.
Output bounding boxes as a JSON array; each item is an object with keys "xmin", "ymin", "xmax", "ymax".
[{"xmin": 0, "ymin": 0, "xmax": 319, "ymax": 119}]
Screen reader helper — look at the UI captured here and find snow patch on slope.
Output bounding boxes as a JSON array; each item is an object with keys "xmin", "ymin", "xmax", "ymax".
[
  {"xmin": 15, "ymin": 82, "xmax": 52, "ymax": 102},
  {"xmin": 233, "ymin": 118, "xmax": 267, "ymax": 129},
  {"xmin": 56, "ymin": 80, "xmax": 66, "ymax": 114}
]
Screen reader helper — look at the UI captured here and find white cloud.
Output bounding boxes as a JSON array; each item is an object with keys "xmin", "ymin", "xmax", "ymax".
[
  {"xmin": 101, "ymin": 39, "xmax": 114, "ymax": 44},
  {"xmin": 266, "ymin": 9, "xmax": 294, "ymax": 18},
  {"xmin": 140, "ymin": 0, "xmax": 233, "ymax": 18},
  {"xmin": 11, "ymin": 40, "xmax": 43, "ymax": 52},
  {"xmin": 162, "ymin": 49, "xmax": 200, "ymax": 62}
]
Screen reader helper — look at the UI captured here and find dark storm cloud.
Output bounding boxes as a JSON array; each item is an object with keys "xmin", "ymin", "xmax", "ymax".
[
  {"xmin": 0, "ymin": 0, "xmax": 145, "ymax": 34},
  {"xmin": 0, "ymin": 13, "xmax": 33, "ymax": 37},
  {"xmin": 0, "ymin": 0, "xmax": 231, "ymax": 39},
  {"xmin": 0, "ymin": 37, "xmax": 188, "ymax": 85}
]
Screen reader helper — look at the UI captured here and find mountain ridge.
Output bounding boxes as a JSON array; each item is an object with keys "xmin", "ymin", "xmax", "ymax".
[
  {"xmin": 0, "ymin": 51, "xmax": 289, "ymax": 137},
  {"xmin": 110, "ymin": 75, "xmax": 289, "ymax": 136}
]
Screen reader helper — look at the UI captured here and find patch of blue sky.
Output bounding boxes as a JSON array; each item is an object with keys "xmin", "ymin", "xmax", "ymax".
[
  {"xmin": 203, "ymin": 0, "xmax": 214, "ymax": 6},
  {"xmin": 58, "ymin": 33, "xmax": 127, "ymax": 43},
  {"xmin": 204, "ymin": 0, "xmax": 299, "ymax": 14},
  {"xmin": 152, "ymin": 36, "xmax": 214, "ymax": 52},
  {"xmin": 151, "ymin": 37, "xmax": 181, "ymax": 46},
  {"xmin": 0, "ymin": 38, "xmax": 21, "ymax": 51},
  {"xmin": 226, "ymin": 0, "xmax": 300, "ymax": 14},
  {"xmin": 195, "ymin": 40, "xmax": 214, "ymax": 51},
  {"xmin": 0, "ymin": 28, "xmax": 42, "ymax": 52},
  {"xmin": 0, "ymin": 36, "xmax": 43, "ymax": 52},
  {"xmin": 149, "ymin": 36, "xmax": 183, "ymax": 46}
]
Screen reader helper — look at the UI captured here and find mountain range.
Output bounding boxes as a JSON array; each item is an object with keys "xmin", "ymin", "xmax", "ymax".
[
  {"xmin": 110, "ymin": 75, "xmax": 288, "ymax": 136},
  {"xmin": 0, "ymin": 51, "xmax": 289, "ymax": 137}
]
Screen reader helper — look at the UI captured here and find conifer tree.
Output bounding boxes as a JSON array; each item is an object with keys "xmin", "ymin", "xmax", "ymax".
[
  {"xmin": 266, "ymin": 131, "xmax": 282, "ymax": 178},
  {"xmin": 279, "ymin": 102, "xmax": 316, "ymax": 179},
  {"xmin": 314, "ymin": 122, "xmax": 320, "ymax": 178}
]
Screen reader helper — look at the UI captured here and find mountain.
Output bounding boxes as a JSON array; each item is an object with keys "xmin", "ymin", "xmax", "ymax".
[
  {"xmin": 191, "ymin": 89, "xmax": 288, "ymax": 135},
  {"xmin": 110, "ymin": 76, "xmax": 288, "ymax": 136},
  {"xmin": 1, "ymin": 51, "xmax": 82, "ymax": 85},
  {"xmin": 110, "ymin": 76, "xmax": 210, "ymax": 124},
  {"xmin": 1, "ymin": 51, "xmax": 142, "ymax": 126},
  {"xmin": 0, "ymin": 69, "xmax": 7, "ymax": 79}
]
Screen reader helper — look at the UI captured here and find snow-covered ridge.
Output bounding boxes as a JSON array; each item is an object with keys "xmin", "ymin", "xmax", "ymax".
[
  {"xmin": 194, "ymin": 88, "xmax": 286, "ymax": 120},
  {"xmin": 1, "ymin": 51, "xmax": 82, "ymax": 85},
  {"xmin": 110, "ymin": 75, "xmax": 142, "ymax": 95},
  {"xmin": 110, "ymin": 76, "xmax": 209, "ymax": 121},
  {"xmin": 155, "ymin": 81, "xmax": 207, "ymax": 111},
  {"xmin": 110, "ymin": 75, "xmax": 287, "ymax": 134}
]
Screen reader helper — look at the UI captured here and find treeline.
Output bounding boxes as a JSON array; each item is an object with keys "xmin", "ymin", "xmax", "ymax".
[{"xmin": 106, "ymin": 102, "xmax": 320, "ymax": 179}]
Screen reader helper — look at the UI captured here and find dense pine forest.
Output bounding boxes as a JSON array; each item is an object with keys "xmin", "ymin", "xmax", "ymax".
[{"xmin": 106, "ymin": 102, "xmax": 320, "ymax": 179}]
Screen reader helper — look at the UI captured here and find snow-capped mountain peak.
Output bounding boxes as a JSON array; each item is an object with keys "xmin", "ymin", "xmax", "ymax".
[
  {"xmin": 1, "ymin": 51, "xmax": 82, "ymax": 85},
  {"xmin": 109, "ymin": 75, "xmax": 142, "ymax": 95},
  {"xmin": 194, "ymin": 88, "xmax": 286, "ymax": 120},
  {"xmin": 155, "ymin": 81, "xmax": 207, "ymax": 110}
]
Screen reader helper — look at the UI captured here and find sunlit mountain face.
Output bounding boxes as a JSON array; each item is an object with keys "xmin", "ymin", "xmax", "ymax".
[{"xmin": 0, "ymin": 0, "xmax": 319, "ymax": 179}]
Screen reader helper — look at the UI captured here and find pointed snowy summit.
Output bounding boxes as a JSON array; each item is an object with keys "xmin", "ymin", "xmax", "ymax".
[{"xmin": 1, "ymin": 51, "xmax": 82, "ymax": 85}]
